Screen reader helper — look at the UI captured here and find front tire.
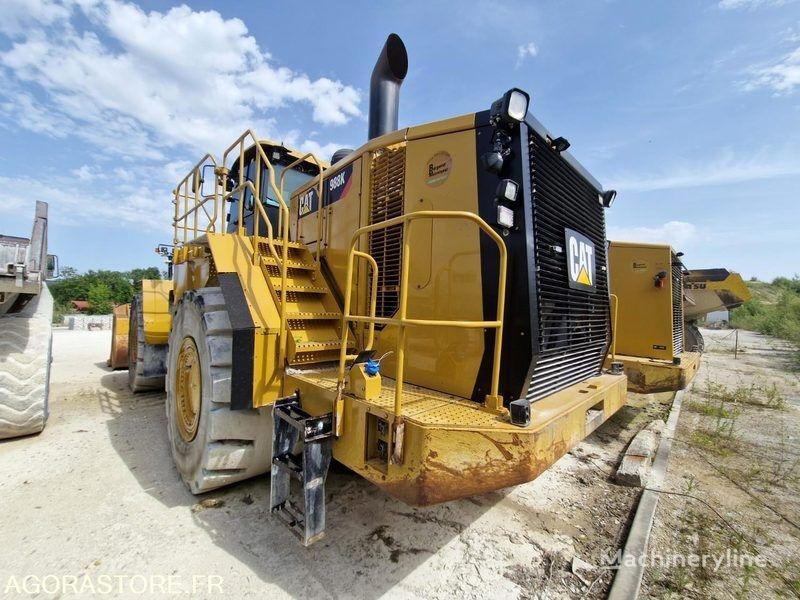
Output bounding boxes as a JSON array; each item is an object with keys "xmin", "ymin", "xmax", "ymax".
[
  {"xmin": 0, "ymin": 286, "xmax": 52, "ymax": 440},
  {"xmin": 165, "ymin": 288, "xmax": 272, "ymax": 494}
]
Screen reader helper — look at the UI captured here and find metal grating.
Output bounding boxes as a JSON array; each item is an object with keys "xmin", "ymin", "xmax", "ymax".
[
  {"xmin": 526, "ymin": 130, "xmax": 610, "ymax": 402},
  {"xmin": 671, "ymin": 253, "xmax": 684, "ymax": 356},
  {"xmin": 368, "ymin": 145, "xmax": 406, "ymax": 325}
]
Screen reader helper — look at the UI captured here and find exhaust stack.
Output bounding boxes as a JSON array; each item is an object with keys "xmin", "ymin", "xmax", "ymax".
[{"xmin": 368, "ymin": 34, "xmax": 408, "ymax": 140}]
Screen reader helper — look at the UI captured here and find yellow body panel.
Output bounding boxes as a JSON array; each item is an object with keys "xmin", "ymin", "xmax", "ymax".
[
  {"xmin": 607, "ymin": 351, "xmax": 701, "ymax": 394},
  {"xmin": 608, "ymin": 241, "xmax": 680, "ymax": 361},
  {"xmin": 108, "ymin": 303, "xmax": 130, "ymax": 369},
  {"xmin": 141, "ymin": 279, "xmax": 173, "ymax": 346},
  {"xmin": 287, "ymin": 369, "xmax": 627, "ymax": 505},
  {"xmin": 373, "ymin": 129, "xmax": 485, "ymax": 399},
  {"xmin": 205, "ymin": 233, "xmax": 282, "ymax": 406}
]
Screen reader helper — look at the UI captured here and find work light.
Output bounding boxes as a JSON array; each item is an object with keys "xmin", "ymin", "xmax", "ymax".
[
  {"xmin": 496, "ymin": 179, "xmax": 519, "ymax": 203},
  {"xmin": 550, "ymin": 136, "xmax": 570, "ymax": 153},
  {"xmin": 490, "ymin": 88, "xmax": 530, "ymax": 126},
  {"xmin": 599, "ymin": 189, "xmax": 616, "ymax": 208}
]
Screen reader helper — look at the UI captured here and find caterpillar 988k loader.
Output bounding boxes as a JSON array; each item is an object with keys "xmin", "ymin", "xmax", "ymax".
[
  {"xmin": 0, "ymin": 201, "xmax": 57, "ymax": 439},
  {"xmin": 606, "ymin": 241, "xmax": 701, "ymax": 394},
  {"xmin": 146, "ymin": 34, "xmax": 626, "ymax": 544}
]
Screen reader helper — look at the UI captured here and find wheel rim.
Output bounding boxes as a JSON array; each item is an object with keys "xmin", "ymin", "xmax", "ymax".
[{"xmin": 175, "ymin": 337, "xmax": 202, "ymax": 442}]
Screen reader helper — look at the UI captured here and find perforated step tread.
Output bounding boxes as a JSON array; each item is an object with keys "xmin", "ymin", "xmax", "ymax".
[
  {"xmin": 275, "ymin": 284, "xmax": 328, "ymax": 294},
  {"xmin": 286, "ymin": 312, "xmax": 341, "ymax": 320},
  {"xmin": 262, "ymin": 257, "xmax": 316, "ymax": 271},
  {"xmin": 294, "ymin": 339, "xmax": 348, "ymax": 351}
]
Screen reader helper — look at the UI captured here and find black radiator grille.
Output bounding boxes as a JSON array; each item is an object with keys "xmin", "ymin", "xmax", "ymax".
[
  {"xmin": 368, "ymin": 145, "xmax": 406, "ymax": 326},
  {"xmin": 526, "ymin": 130, "xmax": 610, "ymax": 402},
  {"xmin": 672, "ymin": 254, "xmax": 684, "ymax": 355}
]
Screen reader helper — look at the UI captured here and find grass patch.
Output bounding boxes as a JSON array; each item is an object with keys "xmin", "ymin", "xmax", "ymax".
[
  {"xmin": 730, "ymin": 276, "xmax": 800, "ymax": 366},
  {"xmin": 690, "ymin": 430, "xmax": 734, "ymax": 457}
]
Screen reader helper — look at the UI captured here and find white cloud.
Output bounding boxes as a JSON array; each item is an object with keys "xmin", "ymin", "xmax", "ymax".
[
  {"xmin": 743, "ymin": 44, "xmax": 800, "ymax": 94},
  {"xmin": 0, "ymin": 0, "xmax": 71, "ymax": 37},
  {"xmin": 718, "ymin": 0, "xmax": 795, "ymax": 9},
  {"xmin": 515, "ymin": 42, "xmax": 539, "ymax": 68},
  {"xmin": 72, "ymin": 165, "xmax": 98, "ymax": 181},
  {"xmin": 0, "ymin": 0, "xmax": 361, "ymax": 230},
  {"xmin": 0, "ymin": 1, "xmax": 361, "ymax": 158},
  {"xmin": 608, "ymin": 147, "xmax": 800, "ymax": 192},
  {"xmin": 607, "ymin": 221, "xmax": 698, "ymax": 249}
]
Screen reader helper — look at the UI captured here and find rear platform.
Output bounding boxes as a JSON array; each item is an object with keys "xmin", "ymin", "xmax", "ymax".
[
  {"xmin": 607, "ymin": 351, "xmax": 701, "ymax": 394},
  {"xmin": 286, "ymin": 367, "xmax": 627, "ymax": 505}
]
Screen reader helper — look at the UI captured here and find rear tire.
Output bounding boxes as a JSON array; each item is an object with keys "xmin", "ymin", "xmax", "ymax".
[
  {"xmin": 0, "ymin": 285, "xmax": 53, "ymax": 440},
  {"xmin": 128, "ymin": 293, "xmax": 167, "ymax": 392},
  {"xmin": 686, "ymin": 322, "xmax": 705, "ymax": 353},
  {"xmin": 165, "ymin": 287, "xmax": 272, "ymax": 494}
]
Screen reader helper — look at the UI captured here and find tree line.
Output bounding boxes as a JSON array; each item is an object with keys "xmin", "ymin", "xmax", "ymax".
[{"xmin": 49, "ymin": 267, "xmax": 163, "ymax": 316}]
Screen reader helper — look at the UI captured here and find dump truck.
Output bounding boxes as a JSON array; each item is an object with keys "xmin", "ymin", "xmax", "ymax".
[
  {"xmin": 139, "ymin": 34, "xmax": 626, "ymax": 544},
  {"xmin": 0, "ymin": 201, "xmax": 57, "ymax": 439},
  {"xmin": 683, "ymin": 268, "xmax": 750, "ymax": 352},
  {"xmin": 606, "ymin": 241, "xmax": 701, "ymax": 394}
]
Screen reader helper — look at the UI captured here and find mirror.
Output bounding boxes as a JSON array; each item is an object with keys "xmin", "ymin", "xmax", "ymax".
[
  {"xmin": 199, "ymin": 164, "xmax": 217, "ymax": 198},
  {"xmin": 46, "ymin": 254, "xmax": 59, "ymax": 279}
]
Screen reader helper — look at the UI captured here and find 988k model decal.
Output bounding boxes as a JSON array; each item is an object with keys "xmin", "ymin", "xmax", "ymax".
[{"xmin": 298, "ymin": 163, "xmax": 354, "ymax": 218}]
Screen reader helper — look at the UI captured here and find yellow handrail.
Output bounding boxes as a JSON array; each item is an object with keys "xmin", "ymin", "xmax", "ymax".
[
  {"xmin": 221, "ymin": 130, "xmax": 291, "ymax": 368},
  {"xmin": 610, "ymin": 293, "xmax": 619, "ymax": 362},
  {"xmin": 278, "ymin": 153, "xmax": 325, "ymax": 263},
  {"xmin": 172, "ymin": 153, "xmax": 219, "ymax": 245},
  {"xmin": 336, "ymin": 210, "xmax": 508, "ymax": 460}
]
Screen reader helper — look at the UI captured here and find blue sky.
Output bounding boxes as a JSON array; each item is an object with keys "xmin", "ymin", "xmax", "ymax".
[{"xmin": 0, "ymin": 0, "xmax": 798, "ymax": 280}]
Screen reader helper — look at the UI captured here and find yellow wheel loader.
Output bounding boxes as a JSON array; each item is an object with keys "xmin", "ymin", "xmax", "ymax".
[
  {"xmin": 127, "ymin": 279, "xmax": 172, "ymax": 392},
  {"xmin": 141, "ymin": 34, "xmax": 627, "ymax": 545},
  {"xmin": 0, "ymin": 201, "xmax": 58, "ymax": 439},
  {"xmin": 606, "ymin": 241, "xmax": 701, "ymax": 394},
  {"xmin": 683, "ymin": 268, "xmax": 750, "ymax": 352}
]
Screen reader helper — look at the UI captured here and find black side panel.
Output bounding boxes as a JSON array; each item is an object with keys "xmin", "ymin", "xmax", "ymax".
[
  {"xmin": 218, "ymin": 273, "xmax": 255, "ymax": 410},
  {"xmin": 471, "ymin": 114, "xmax": 537, "ymax": 404}
]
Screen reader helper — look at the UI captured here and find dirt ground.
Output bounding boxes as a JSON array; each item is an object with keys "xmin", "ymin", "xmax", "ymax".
[
  {"xmin": 0, "ymin": 329, "xmax": 672, "ymax": 599},
  {"xmin": 642, "ymin": 328, "xmax": 800, "ymax": 599}
]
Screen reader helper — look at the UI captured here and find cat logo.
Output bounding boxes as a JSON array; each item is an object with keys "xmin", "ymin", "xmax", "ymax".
[
  {"xmin": 297, "ymin": 188, "xmax": 317, "ymax": 217},
  {"xmin": 565, "ymin": 228, "xmax": 596, "ymax": 292}
]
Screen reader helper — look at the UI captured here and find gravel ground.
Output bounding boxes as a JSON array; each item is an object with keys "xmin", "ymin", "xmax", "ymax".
[
  {"xmin": 0, "ymin": 329, "xmax": 667, "ymax": 599},
  {"xmin": 641, "ymin": 328, "xmax": 800, "ymax": 599}
]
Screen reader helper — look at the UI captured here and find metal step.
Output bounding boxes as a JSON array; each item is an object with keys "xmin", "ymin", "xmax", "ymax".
[
  {"xmin": 294, "ymin": 339, "xmax": 346, "ymax": 352},
  {"xmin": 286, "ymin": 312, "xmax": 341, "ymax": 321},
  {"xmin": 262, "ymin": 256, "xmax": 316, "ymax": 271},
  {"xmin": 275, "ymin": 284, "xmax": 328, "ymax": 294},
  {"xmin": 270, "ymin": 391, "xmax": 332, "ymax": 546}
]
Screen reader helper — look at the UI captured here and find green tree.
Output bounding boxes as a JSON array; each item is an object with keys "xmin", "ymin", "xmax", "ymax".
[{"xmin": 86, "ymin": 282, "xmax": 113, "ymax": 315}]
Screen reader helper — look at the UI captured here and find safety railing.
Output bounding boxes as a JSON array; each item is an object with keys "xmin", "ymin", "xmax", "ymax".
[
  {"xmin": 279, "ymin": 153, "xmax": 325, "ymax": 263},
  {"xmin": 172, "ymin": 129, "xmax": 324, "ymax": 371},
  {"xmin": 222, "ymin": 130, "xmax": 293, "ymax": 366},
  {"xmin": 172, "ymin": 153, "xmax": 220, "ymax": 246},
  {"xmin": 336, "ymin": 211, "xmax": 508, "ymax": 463},
  {"xmin": 609, "ymin": 293, "xmax": 619, "ymax": 363}
]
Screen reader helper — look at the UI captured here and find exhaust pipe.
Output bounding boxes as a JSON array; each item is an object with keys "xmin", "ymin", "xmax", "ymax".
[{"xmin": 368, "ymin": 33, "xmax": 408, "ymax": 140}]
